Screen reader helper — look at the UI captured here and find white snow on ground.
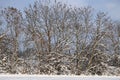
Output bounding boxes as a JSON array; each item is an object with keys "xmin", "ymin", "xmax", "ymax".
[{"xmin": 0, "ymin": 75, "xmax": 120, "ymax": 80}]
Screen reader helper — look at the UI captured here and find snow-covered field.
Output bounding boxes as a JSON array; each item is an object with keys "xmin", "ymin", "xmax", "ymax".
[{"xmin": 0, "ymin": 75, "xmax": 119, "ymax": 80}]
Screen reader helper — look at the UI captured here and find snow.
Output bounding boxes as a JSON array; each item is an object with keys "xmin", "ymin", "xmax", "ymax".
[{"xmin": 0, "ymin": 75, "xmax": 119, "ymax": 80}]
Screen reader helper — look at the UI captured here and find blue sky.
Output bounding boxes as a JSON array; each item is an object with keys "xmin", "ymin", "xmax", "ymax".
[{"xmin": 0, "ymin": 0, "xmax": 120, "ymax": 20}]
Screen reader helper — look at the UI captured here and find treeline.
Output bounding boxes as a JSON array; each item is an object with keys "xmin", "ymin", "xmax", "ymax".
[{"xmin": 0, "ymin": 0, "xmax": 120, "ymax": 75}]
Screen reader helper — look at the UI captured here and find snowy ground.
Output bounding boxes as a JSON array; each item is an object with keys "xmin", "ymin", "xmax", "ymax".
[{"xmin": 0, "ymin": 75, "xmax": 119, "ymax": 80}]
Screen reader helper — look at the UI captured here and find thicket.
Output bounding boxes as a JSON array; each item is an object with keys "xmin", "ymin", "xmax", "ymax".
[{"xmin": 0, "ymin": 0, "xmax": 120, "ymax": 75}]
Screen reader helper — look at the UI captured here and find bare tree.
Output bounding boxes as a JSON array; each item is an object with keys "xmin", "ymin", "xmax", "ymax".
[
  {"xmin": 2, "ymin": 7, "xmax": 24, "ymax": 73},
  {"xmin": 0, "ymin": 0, "xmax": 120, "ymax": 75}
]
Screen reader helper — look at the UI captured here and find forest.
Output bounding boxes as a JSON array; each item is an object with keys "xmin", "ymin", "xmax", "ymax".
[{"xmin": 0, "ymin": 0, "xmax": 120, "ymax": 75}]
